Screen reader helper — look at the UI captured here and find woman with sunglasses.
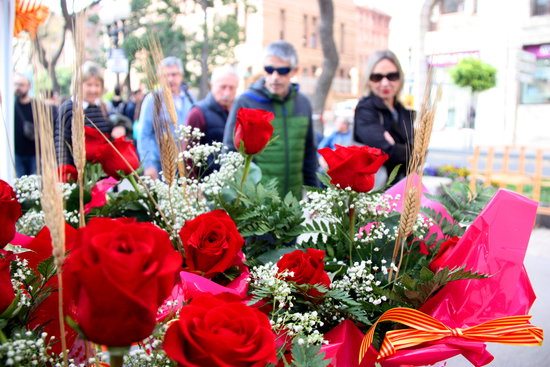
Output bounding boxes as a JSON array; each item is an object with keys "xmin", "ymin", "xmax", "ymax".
[{"xmin": 353, "ymin": 50, "xmax": 414, "ymax": 185}]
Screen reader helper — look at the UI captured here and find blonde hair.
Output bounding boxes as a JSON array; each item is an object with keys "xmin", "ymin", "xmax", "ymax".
[
  {"xmin": 363, "ymin": 50, "xmax": 404, "ymax": 97},
  {"xmin": 72, "ymin": 61, "xmax": 105, "ymax": 94}
]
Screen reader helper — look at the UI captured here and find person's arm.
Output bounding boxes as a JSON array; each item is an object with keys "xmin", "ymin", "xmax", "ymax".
[
  {"xmin": 303, "ymin": 116, "xmax": 319, "ymax": 187},
  {"xmin": 354, "ymin": 100, "xmax": 391, "ymax": 152},
  {"xmin": 137, "ymin": 93, "xmax": 160, "ymax": 178},
  {"xmin": 185, "ymin": 106, "xmax": 207, "ymax": 139},
  {"xmin": 54, "ymin": 101, "xmax": 75, "ymax": 166}
]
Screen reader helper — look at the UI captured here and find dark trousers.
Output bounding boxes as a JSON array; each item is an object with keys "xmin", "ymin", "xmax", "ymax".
[{"xmin": 15, "ymin": 154, "xmax": 37, "ymax": 177}]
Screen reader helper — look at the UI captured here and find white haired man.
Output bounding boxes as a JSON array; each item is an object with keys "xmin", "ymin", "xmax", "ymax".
[{"xmin": 138, "ymin": 56, "xmax": 196, "ymax": 179}]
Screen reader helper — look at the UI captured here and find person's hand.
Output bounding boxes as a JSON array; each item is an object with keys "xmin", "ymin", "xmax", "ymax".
[
  {"xmin": 383, "ymin": 131, "xmax": 395, "ymax": 146},
  {"xmin": 144, "ymin": 167, "xmax": 159, "ymax": 180},
  {"xmin": 111, "ymin": 125, "xmax": 126, "ymax": 139}
]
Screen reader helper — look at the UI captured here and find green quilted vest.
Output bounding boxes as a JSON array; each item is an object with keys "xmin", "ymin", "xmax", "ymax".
[{"xmin": 254, "ymin": 94, "xmax": 309, "ymax": 198}]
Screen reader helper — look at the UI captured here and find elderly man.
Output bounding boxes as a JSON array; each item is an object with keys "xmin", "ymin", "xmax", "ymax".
[
  {"xmin": 223, "ymin": 41, "xmax": 318, "ymax": 198},
  {"xmin": 186, "ymin": 66, "xmax": 239, "ymax": 145},
  {"xmin": 138, "ymin": 56, "xmax": 196, "ymax": 179}
]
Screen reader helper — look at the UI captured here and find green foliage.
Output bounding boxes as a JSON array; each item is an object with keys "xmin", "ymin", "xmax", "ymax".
[
  {"xmin": 449, "ymin": 58, "xmax": 497, "ymax": 93},
  {"xmin": 288, "ymin": 339, "xmax": 331, "ymax": 367},
  {"xmin": 423, "ymin": 181, "xmax": 496, "ymax": 236},
  {"xmin": 34, "ymin": 67, "xmax": 73, "ymax": 97},
  {"xmin": 217, "ymin": 178, "xmax": 306, "ymax": 258},
  {"xmin": 378, "ymin": 266, "xmax": 488, "ymax": 309}
]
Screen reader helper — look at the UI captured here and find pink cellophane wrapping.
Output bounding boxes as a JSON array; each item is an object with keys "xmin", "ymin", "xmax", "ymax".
[
  {"xmin": 84, "ymin": 177, "xmax": 118, "ymax": 214},
  {"xmin": 157, "ymin": 255, "xmax": 249, "ymax": 321},
  {"xmin": 323, "ymin": 185, "xmax": 538, "ymax": 367}
]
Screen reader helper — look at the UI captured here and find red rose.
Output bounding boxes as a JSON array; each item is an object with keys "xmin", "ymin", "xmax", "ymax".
[
  {"xmin": 276, "ymin": 249, "xmax": 330, "ymax": 298},
  {"xmin": 64, "ymin": 217, "xmax": 182, "ymax": 347},
  {"xmin": 97, "ymin": 137, "xmax": 139, "ymax": 179},
  {"xmin": 179, "ymin": 209, "xmax": 244, "ymax": 278},
  {"xmin": 429, "ymin": 236, "xmax": 460, "ymax": 271},
  {"xmin": 18, "ymin": 224, "xmax": 79, "ymax": 356},
  {"xmin": 58, "ymin": 164, "xmax": 78, "ymax": 183},
  {"xmin": 85, "ymin": 126, "xmax": 107, "ymax": 162},
  {"xmin": 163, "ymin": 293, "xmax": 277, "ymax": 367},
  {"xmin": 234, "ymin": 108, "xmax": 275, "ymax": 155},
  {"xmin": 318, "ymin": 145, "xmax": 388, "ymax": 192},
  {"xmin": 0, "ymin": 180, "xmax": 22, "ymax": 248},
  {"xmin": 0, "ymin": 252, "xmax": 15, "ymax": 314}
]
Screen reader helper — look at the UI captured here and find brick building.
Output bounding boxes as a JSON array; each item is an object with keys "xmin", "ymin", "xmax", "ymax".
[{"xmin": 235, "ymin": 0, "xmax": 390, "ymax": 106}]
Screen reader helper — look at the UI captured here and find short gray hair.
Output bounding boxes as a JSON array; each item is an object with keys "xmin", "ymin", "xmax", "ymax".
[
  {"xmin": 81, "ymin": 61, "xmax": 104, "ymax": 86},
  {"xmin": 161, "ymin": 56, "xmax": 184, "ymax": 73},
  {"xmin": 211, "ymin": 65, "xmax": 238, "ymax": 83},
  {"xmin": 263, "ymin": 41, "xmax": 298, "ymax": 68},
  {"xmin": 364, "ymin": 50, "xmax": 404, "ymax": 96}
]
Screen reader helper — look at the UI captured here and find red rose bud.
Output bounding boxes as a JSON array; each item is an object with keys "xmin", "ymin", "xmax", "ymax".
[
  {"xmin": 163, "ymin": 293, "xmax": 277, "ymax": 367},
  {"xmin": 318, "ymin": 145, "xmax": 388, "ymax": 192},
  {"xmin": 0, "ymin": 253, "xmax": 15, "ymax": 314},
  {"xmin": 179, "ymin": 209, "xmax": 244, "ymax": 278},
  {"xmin": 84, "ymin": 126, "xmax": 108, "ymax": 162},
  {"xmin": 234, "ymin": 108, "xmax": 274, "ymax": 155},
  {"xmin": 429, "ymin": 236, "xmax": 461, "ymax": 271},
  {"xmin": 64, "ymin": 217, "xmax": 182, "ymax": 347},
  {"xmin": 58, "ymin": 164, "xmax": 78, "ymax": 183},
  {"xmin": 276, "ymin": 248, "xmax": 330, "ymax": 298},
  {"xmin": 97, "ymin": 137, "xmax": 139, "ymax": 179},
  {"xmin": 0, "ymin": 180, "xmax": 22, "ymax": 248}
]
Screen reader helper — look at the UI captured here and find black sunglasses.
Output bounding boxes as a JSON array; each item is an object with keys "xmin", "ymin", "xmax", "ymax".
[
  {"xmin": 369, "ymin": 72, "xmax": 400, "ymax": 82},
  {"xmin": 264, "ymin": 66, "xmax": 293, "ymax": 75}
]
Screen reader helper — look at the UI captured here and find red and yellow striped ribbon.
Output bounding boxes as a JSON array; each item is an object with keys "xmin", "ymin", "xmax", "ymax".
[
  {"xmin": 359, "ymin": 307, "xmax": 543, "ymax": 364},
  {"xmin": 14, "ymin": 0, "xmax": 49, "ymax": 39}
]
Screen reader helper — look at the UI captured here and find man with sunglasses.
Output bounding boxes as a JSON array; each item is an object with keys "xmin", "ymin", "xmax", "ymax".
[
  {"xmin": 353, "ymin": 50, "xmax": 414, "ymax": 185},
  {"xmin": 223, "ymin": 40, "xmax": 318, "ymax": 198}
]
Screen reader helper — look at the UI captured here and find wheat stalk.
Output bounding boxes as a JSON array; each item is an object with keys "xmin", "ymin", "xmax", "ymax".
[
  {"xmin": 389, "ymin": 70, "xmax": 441, "ymax": 282},
  {"xmin": 32, "ymin": 81, "xmax": 68, "ymax": 366},
  {"xmin": 71, "ymin": 13, "xmax": 86, "ymax": 228},
  {"xmin": 145, "ymin": 36, "xmax": 191, "ymax": 206}
]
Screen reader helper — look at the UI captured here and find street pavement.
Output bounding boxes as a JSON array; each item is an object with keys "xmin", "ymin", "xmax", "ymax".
[{"xmin": 444, "ymin": 227, "xmax": 550, "ymax": 367}]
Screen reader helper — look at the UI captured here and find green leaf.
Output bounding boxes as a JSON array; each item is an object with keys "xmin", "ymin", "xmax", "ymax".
[{"xmin": 290, "ymin": 339, "xmax": 331, "ymax": 367}]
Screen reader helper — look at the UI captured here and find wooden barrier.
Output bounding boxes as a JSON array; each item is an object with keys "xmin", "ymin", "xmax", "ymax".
[{"xmin": 469, "ymin": 146, "xmax": 550, "ymax": 215}]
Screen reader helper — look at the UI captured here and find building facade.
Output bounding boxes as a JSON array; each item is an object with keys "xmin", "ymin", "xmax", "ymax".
[
  {"xmin": 235, "ymin": 0, "xmax": 390, "ymax": 106},
  {"xmin": 410, "ymin": 0, "xmax": 550, "ymax": 149}
]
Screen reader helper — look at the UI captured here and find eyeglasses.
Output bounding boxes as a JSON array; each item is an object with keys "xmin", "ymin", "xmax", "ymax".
[
  {"xmin": 369, "ymin": 72, "xmax": 400, "ymax": 82},
  {"xmin": 264, "ymin": 66, "xmax": 293, "ymax": 75}
]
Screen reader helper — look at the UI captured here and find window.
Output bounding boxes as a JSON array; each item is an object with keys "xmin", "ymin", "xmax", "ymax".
[
  {"xmin": 279, "ymin": 9, "xmax": 285, "ymax": 40},
  {"xmin": 532, "ymin": 0, "xmax": 550, "ymax": 15},
  {"xmin": 340, "ymin": 23, "xmax": 345, "ymax": 54},
  {"xmin": 311, "ymin": 17, "xmax": 317, "ymax": 48},
  {"xmin": 303, "ymin": 15, "xmax": 308, "ymax": 47},
  {"xmin": 521, "ymin": 57, "xmax": 550, "ymax": 104},
  {"xmin": 440, "ymin": 0, "xmax": 464, "ymax": 13}
]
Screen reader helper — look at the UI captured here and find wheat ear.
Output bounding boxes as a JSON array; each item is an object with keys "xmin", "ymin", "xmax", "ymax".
[
  {"xmin": 389, "ymin": 71, "xmax": 441, "ymax": 282},
  {"xmin": 71, "ymin": 13, "xmax": 86, "ymax": 228}
]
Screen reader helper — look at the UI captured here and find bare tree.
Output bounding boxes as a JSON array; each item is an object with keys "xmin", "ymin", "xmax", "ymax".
[
  {"xmin": 311, "ymin": 0, "xmax": 339, "ymax": 134},
  {"xmin": 33, "ymin": 0, "xmax": 100, "ymax": 94}
]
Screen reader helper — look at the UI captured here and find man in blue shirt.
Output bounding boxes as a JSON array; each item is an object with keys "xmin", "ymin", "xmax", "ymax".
[{"xmin": 138, "ymin": 57, "xmax": 195, "ymax": 179}]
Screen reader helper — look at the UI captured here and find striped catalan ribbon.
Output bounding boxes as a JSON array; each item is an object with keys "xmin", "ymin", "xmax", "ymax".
[
  {"xmin": 14, "ymin": 0, "xmax": 49, "ymax": 39},
  {"xmin": 359, "ymin": 307, "xmax": 543, "ymax": 364}
]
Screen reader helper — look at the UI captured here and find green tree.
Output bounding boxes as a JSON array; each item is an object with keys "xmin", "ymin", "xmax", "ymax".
[
  {"xmin": 450, "ymin": 58, "xmax": 497, "ymax": 129},
  {"xmin": 121, "ymin": 0, "xmax": 244, "ymax": 96}
]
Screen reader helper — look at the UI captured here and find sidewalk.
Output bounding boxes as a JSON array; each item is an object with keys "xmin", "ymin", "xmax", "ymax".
[{"xmin": 445, "ymin": 227, "xmax": 549, "ymax": 366}]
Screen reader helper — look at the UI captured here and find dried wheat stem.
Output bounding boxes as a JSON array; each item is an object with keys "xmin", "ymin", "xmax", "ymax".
[
  {"xmin": 33, "ymin": 92, "xmax": 68, "ymax": 366},
  {"xmin": 389, "ymin": 73, "xmax": 441, "ymax": 283},
  {"xmin": 72, "ymin": 13, "xmax": 86, "ymax": 228}
]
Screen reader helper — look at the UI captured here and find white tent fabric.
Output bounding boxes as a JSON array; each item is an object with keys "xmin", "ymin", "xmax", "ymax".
[{"xmin": 0, "ymin": 0, "xmax": 16, "ymax": 183}]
